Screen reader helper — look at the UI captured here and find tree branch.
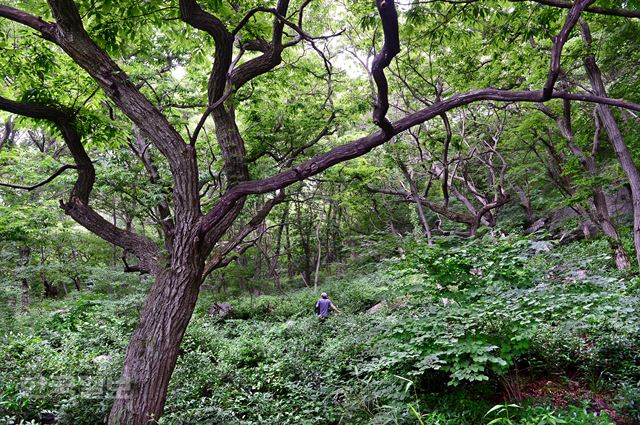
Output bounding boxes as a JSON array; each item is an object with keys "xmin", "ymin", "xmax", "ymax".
[
  {"xmin": 199, "ymin": 87, "xmax": 640, "ymax": 238},
  {"xmin": 0, "ymin": 5, "xmax": 56, "ymax": 40},
  {"xmin": 371, "ymin": 0, "xmax": 400, "ymax": 132},
  {"xmin": 4, "ymin": 1, "xmax": 199, "ymax": 227},
  {"xmin": 0, "ymin": 164, "xmax": 77, "ymax": 190},
  {"xmin": 203, "ymin": 190, "xmax": 286, "ymax": 277},
  {"xmin": 365, "ymin": 185, "xmax": 476, "ymax": 224},
  {"xmin": 517, "ymin": 0, "xmax": 640, "ymax": 19},
  {"xmin": 230, "ymin": 0, "xmax": 291, "ymax": 91},
  {"xmin": 0, "ymin": 95, "xmax": 161, "ymax": 274},
  {"xmin": 543, "ymin": 0, "xmax": 594, "ymax": 99}
]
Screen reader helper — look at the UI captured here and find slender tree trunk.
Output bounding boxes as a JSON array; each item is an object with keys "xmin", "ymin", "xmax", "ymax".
[
  {"xmin": 271, "ymin": 209, "xmax": 287, "ymax": 289},
  {"xmin": 399, "ymin": 161, "xmax": 433, "ymax": 244},
  {"xmin": 512, "ymin": 183, "xmax": 534, "ymax": 227},
  {"xmin": 335, "ymin": 206, "xmax": 344, "ymax": 264},
  {"xmin": 112, "ymin": 196, "xmax": 118, "ymax": 267},
  {"xmin": 295, "ymin": 202, "xmax": 312, "ymax": 285},
  {"xmin": 594, "ymin": 188, "xmax": 631, "ymax": 269},
  {"xmin": 313, "ymin": 208, "xmax": 324, "ymax": 293},
  {"xmin": 1, "ymin": 117, "xmax": 14, "ymax": 151},
  {"xmin": 40, "ymin": 246, "xmax": 57, "ymax": 297},
  {"xmin": 324, "ymin": 202, "xmax": 334, "ymax": 263},
  {"xmin": 285, "ymin": 220, "xmax": 294, "ymax": 278},
  {"xmin": 542, "ymin": 100, "xmax": 631, "ymax": 269},
  {"xmin": 254, "ymin": 241, "xmax": 263, "ymax": 279},
  {"xmin": 18, "ymin": 247, "xmax": 31, "ymax": 312},
  {"xmin": 237, "ymin": 254, "xmax": 248, "ymax": 291},
  {"xmin": 581, "ymin": 22, "xmax": 640, "ymax": 267},
  {"xmin": 538, "ymin": 133, "xmax": 595, "ymax": 238},
  {"xmin": 71, "ymin": 249, "xmax": 82, "ymax": 291},
  {"xmin": 72, "ymin": 277, "xmax": 81, "ymax": 291}
]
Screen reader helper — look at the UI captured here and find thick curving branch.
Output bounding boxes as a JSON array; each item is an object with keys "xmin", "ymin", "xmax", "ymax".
[
  {"xmin": 0, "ymin": 96, "xmax": 94, "ymax": 202},
  {"xmin": 44, "ymin": 1, "xmax": 190, "ymax": 167},
  {"xmin": 230, "ymin": 0, "xmax": 291, "ymax": 92},
  {"xmin": 517, "ymin": 0, "xmax": 640, "ymax": 19},
  {"xmin": 0, "ymin": 5, "xmax": 56, "ymax": 39},
  {"xmin": 2, "ymin": 1, "xmax": 199, "ymax": 222},
  {"xmin": 371, "ymin": 0, "xmax": 400, "ymax": 132},
  {"xmin": 0, "ymin": 95, "xmax": 161, "ymax": 274},
  {"xmin": 179, "ymin": 0, "xmax": 233, "ymax": 105},
  {"xmin": 199, "ymin": 87, "xmax": 640, "ymax": 237}
]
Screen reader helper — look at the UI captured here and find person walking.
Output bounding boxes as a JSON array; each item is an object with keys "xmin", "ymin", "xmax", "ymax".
[{"xmin": 315, "ymin": 292, "xmax": 339, "ymax": 320}]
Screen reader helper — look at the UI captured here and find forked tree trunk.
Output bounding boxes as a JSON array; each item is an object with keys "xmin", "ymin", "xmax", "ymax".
[{"xmin": 109, "ymin": 252, "xmax": 204, "ymax": 424}]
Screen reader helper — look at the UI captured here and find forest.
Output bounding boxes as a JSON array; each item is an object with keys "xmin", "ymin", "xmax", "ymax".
[{"xmin": 0, "ymin": 0, "xmax": 639, "ymax": 423}]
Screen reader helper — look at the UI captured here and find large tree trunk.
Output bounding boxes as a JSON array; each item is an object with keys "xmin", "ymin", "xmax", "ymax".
[
  {"xmin": 108, "ymin": 249, "xmax": 204, "ymax": 424},
  {"xmin": 581, "ymin": 22, "xmax": 640, "ymax": 267}
]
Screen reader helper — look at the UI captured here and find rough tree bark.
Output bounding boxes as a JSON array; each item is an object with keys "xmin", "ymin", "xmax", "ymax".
[{"xmin": 110, "ymin": 237, "xmax": 203, "ymax": 424}]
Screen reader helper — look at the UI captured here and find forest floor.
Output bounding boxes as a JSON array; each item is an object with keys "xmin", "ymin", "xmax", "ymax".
[{"xmin": 1, "ymin": 235, "xmax": 639, "ymax": 424}]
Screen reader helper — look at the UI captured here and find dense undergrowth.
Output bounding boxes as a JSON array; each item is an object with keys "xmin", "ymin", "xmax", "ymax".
[{"xmin": 1, "ymin": 235, "xmax": 639, "ymax": 424}]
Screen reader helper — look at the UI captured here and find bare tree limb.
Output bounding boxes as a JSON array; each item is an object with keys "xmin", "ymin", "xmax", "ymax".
[{"xmin": 0, "ymin": 164, "xmax": 77, "ymax": 190}]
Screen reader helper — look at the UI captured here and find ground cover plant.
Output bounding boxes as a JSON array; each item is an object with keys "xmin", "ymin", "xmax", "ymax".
[{"xmin": 1, "ymin": 236, "xmax": 638, "ymax": 424}]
